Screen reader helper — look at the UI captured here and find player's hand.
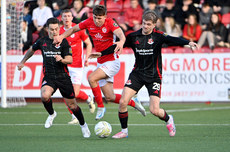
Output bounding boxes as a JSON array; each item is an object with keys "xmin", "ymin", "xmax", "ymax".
[
  {"xmin": 84, "ymin": 59, "xmax": 89, "ymax": 67},
  {"xmin": 17, "ymin": 63, "xmax": 24, "ymax": 71},
  {"xmin": 89, "ymin": 52, "xmax": 102, "ymax": 59},
  {"xmin": 53, "ymin": 35, "xmax": 63, "ymax": 47},
  {"xmin": 54, "ymin": 55, "xmax": 63, "ymax": 62},
  {"xmin": 114, "ymin": 41, "xmax": 124, "ymax": 55},
  {"xmin": 189, "ymin": 42, "xmax": 198, "ymax": 50}
]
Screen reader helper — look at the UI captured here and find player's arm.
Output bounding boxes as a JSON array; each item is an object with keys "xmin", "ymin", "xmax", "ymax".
[
  {"xmin": 113, "ymin": 28, "xmax": 126, "ymax": 54},
  {"xmin": 17, "ymin": 47, "xmax": 35, "ymax": 71},
  {"xmin": 54, "ymin": 24, "xmax": 81, "ymax": 45},
  {"xmin": 84, "ymin": 37, "xmax": 92, "ymax": 67},
  {"xmin": 54, "ymin": 55, "xmax": 73, "ymax": 64}
]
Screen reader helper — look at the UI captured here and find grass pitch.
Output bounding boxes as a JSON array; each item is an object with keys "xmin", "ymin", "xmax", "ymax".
[{"xmin": 0, "ymin": 102, "xmax": 230, "ymax": 152}]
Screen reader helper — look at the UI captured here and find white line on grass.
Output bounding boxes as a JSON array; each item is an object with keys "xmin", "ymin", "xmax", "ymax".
[
  {"xmin": 0, "ymin": 123, "xmax": 229, "ymax": 126},
  {"xmin": 1, "ymin": 106, "xmax": 230, "ymax": 115}
]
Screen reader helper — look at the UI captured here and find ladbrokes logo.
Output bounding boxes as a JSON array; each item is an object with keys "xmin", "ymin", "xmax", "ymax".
[{"xmin": 95, "ymin": 33, "xmax": 103, "ymax": 39}]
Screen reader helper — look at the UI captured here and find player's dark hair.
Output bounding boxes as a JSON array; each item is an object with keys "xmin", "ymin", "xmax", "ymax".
[
  {"xmin": 46, "ymin": 17, "xmax": 60, "ymax": 27},
  {"xmin": 142, "ymin": 10, "xmax": 158, "ymax": 24},
  {"xmin": 61, "ymin": 9, "xmax": 72, "ymax": 16},
  {"xmin": 93, "ymin": 5, "xmax": 107, "ymax": 16}
]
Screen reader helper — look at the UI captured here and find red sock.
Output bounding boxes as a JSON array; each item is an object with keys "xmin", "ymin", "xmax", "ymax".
[
  {"xmin": 76, "ymin": 90, "xmax": 88, "ymax": 101},
  {"xmin": 114, "ymin": 94, "xmax": 135, "ymax": 107},
  {"xmin": 92, "ymin": 85, "xmax": 104, "ymax": 107},
  {"xmin": 63, "ymin": 99, "xmax": 73, "ymax": 114}
]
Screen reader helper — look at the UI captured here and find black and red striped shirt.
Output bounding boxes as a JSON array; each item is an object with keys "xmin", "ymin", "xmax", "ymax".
[{"xmin": 124, "ymin": 28, "xmax": 189, "ymax": 79}]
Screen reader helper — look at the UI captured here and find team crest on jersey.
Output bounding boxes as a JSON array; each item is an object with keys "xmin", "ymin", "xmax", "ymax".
[
  {"xmin": 163, "ymin": 33, "xmax": 168, "ymax": 37},
  {"xmin": 55, "ymin": 45, "xmax": 61, "ymax": 49},
  {"xmin": 70, "ymin": 33, "xmax": 75, "ymax": 38},
  {"xmin": 102, "ymin": 27, "xmax": 107, "ymax": 33},
  {"xmin": 126, "ymin": 79, "xmax": 132, "ymax": 85},
  {"xmin": 113, "ymin": 22, "xmax": 118, "ymax": 27},
  {"xmin": 148, "ymin": 38, "xmax": 154, "ymax": 44}
]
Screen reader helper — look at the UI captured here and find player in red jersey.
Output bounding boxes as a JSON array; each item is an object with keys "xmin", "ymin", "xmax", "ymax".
[
  {"xmin": 54, "ymin": 5, "xmax": 146, "ymax": 120},
  {"xmin": 60, "ymin": 9, "xmax": 95, "ymax": 124}
]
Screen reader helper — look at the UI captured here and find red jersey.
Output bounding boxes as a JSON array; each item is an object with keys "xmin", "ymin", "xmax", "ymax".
[
  {"xmin": 60, "ymin": 23, "xmax": 88, "ymax": 68},
  {"xmin": 79, "ymin": 17, "xmax": 120, "ymax": 64}
]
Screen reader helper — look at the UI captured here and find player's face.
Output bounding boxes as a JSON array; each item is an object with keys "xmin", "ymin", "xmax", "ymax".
[
  {"xmin": 93, "ymin": 15, "xmax": 106, "ymax": 27},
  {"xmin": 48, "ymin": 24, "xmax": 60, "ymax": 39},
  {"xmin": 142, "ymin": 19, "xmax": 155, "ymax": 35},
  {"xmin": 62, "ymin": 12, "xmax": 73, "ymax": 27}
]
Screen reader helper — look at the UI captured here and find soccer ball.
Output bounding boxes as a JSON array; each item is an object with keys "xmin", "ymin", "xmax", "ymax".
[{"xmin": 94, "ymin": 121, "xmax": 112, "ymax": 138}]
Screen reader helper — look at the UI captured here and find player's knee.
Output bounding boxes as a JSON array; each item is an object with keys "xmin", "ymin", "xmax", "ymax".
[
  {"xmin": 88, "ymin": 75, "xmax": 95, "ymax": 84},
  {"xmin": 150, "ymin": 108, "xmax": 159, "ymax": 117},
  {"xmin": 119, "ymin": 99, "xmax": 127, "ymax": 109},
  {"xmin": 41, "ymin": 93, "xmax": 50, "ymax": 102}
]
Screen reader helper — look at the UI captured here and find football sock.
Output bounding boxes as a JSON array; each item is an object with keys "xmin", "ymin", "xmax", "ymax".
[
  {"xmin": 42, "ymin": 98, "xmax": 54, "ymax": 115},
  {"xmin": 92, "ymin": 85, "xmax": 104, "ymax": 107},
  {"xmin": 76, "ymin": 90, "xmax": 88, "ymax": 101},
  {"xmin": 114, "ymin": 94, "xmax": 135, "ymax": 107},
  {"xmin": 63, "ymin": 99, "xmax": 73, "ymax": 114},
  {"xmin": 71, "ymin": 106, "xmax": 85, "ymax": 125},
  {"xmin": 159, "ymin": 110, "xmax": 169, "ymax": 122},
  {"xmin": 119, "ymin": 111, "xmax": 128, "ymax": 129}
]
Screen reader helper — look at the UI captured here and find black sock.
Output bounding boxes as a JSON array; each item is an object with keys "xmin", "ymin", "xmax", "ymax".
[
  {"xmin": 119, "ymin": 111, "xmax": 128, "ymax": 129},
  {"xmin": 42, "ymin": 99, "xmax": 54, "ymax": 115},
  {"xmin": 71, "ymin": 106, "xmax": 85, "ymax": 125},
  {"xmin": 159, "ymin": 110, "xmax": 169, "ymax": 122}
]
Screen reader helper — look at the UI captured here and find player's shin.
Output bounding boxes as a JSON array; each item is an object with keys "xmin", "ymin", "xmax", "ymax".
[
  {"xmin": 42, "ymin": 98, "xmax": 54, "ymax": 115},
  {"xmin": 71, "ymin": 105, "xmax": 85, "ymax": 125},
  {"xmin": 92, "ymin": 85, "xmax": 104, "ymax": 107},
  {"xmin": 159, "ymin": 110, "xmax": 169, "ymax": 122}
]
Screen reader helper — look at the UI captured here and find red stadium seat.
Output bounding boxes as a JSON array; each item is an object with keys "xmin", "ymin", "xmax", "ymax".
[
  {"xmin": 106, "ymin": 0, "xmax": 123, "ymax": 11},
  {"xmin": 193, "ymin": 47, "xmax": 212, "ymax": 53},
  {"xmin": 162, "ymin": 48, "xmax": 174, "ymax": 53},
  {"xmin": 213, "ymin": 47, "xmax": 230, "ymax": 53},
  {"xmin": 174, "ymin": 47, "xmax": 193, "ymax": 53},
  {"xmin": 32, "ymin": 33, "xmax": 39, "ymax": 44},
  {"xmin": 7, "ymin": 50, "xmax": 21, "ymax": 55},
  {"xmin": 221, "ymin": 13, "xmax": 230, "ymax": 26}
]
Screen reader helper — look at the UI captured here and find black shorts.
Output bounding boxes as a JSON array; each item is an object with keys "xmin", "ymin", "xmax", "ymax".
[
  {"xmin": 124, "ymin": 71, "xmax": 162, "ymax": 98},
  {"xmin": 41, "ymin": 75, "xmax": 75, "ymax": 99}
]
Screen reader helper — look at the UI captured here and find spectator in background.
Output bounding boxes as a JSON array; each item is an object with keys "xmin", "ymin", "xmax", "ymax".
[
  {"xmin": 197, "ymin": 13, "xmax": 229, "ymax": 50},
  {"xmin": 120, "ymin": 0, "xmax": 143, "ymax": 33},
  {"xmin": 199, "ymin": 2, "xmax": 213, "ymax": 30},
  {"xmin": 175, "ymin": 0, "xmax": 199, "ymax": 29},
  {"xmin": 165, "ymin": 16, "xmax": 182, "ymax": 37},
  {"xmin": 156, "ymin": 18, "xmax": 166, "ymax": 32},
  {"xmin": 86, "ymin": 0, "xmax": 102, "ymax": 8},
  {"xmin": 183, "ymin": 14, "xmax": 202, "ymax": 42},
  {"xmin": 22, "ymin": 5, "xmax": 33, "ymax": 27},
  {"xmin": 71, "ymin": 0, "xmax": 90, "ymax": 24},
  {"xmin": 32, "ymin": 0, "xmax": 53, "ymax": 38},
  {"xmin": 161, "ymin": 0, "xmax": 177, "ymax": 22},
  {"xmin": 144, "ymin": 0, "xmax": 161, "ymax": 18},
  {"xmin": 20, "ymin": 20, "xmax": 33, "ymax": 53},
  {"xmin": 51, "ymin": 0, "xmax": 69, "ymax": 17}
]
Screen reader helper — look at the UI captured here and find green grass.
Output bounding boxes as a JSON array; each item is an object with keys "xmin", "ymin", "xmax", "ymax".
[{"xmin": 0, "ymin": 102, "xmax": 230, "ymax": 152}]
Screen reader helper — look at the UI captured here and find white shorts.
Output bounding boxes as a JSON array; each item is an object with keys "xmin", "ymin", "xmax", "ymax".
[
  {"xmin": 68, "ymin": 66, "xmax": 83, "ymax": 85},
  {"xmin": 97, "ymin": 59, "xmax": 120, "ymax": 87}
]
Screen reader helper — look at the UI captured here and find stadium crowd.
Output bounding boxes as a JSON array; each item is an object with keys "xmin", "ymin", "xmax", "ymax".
[{"xmin": 3, "ymin": 0, "xmax": 230, "ymax": 54}]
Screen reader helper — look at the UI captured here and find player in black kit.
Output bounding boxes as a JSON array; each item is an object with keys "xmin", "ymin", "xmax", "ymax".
[
  {"xmin": 17, "ymin": 17, "xmax": 91, "ymax": 138},
  {"xmin": 110, "ymin": 11, "xmax": 198, "ymax": 138}
]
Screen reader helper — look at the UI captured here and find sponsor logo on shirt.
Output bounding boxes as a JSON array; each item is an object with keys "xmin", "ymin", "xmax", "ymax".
[
  {"xmin": 90, "ymin": 27, "xmax": 95, "ymax": 30},
  {"xmin": 95, "ymin": 33, "xmax": 103, "ymax": 39}
]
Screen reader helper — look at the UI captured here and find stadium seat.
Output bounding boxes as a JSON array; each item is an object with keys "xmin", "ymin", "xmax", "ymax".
[
  {"xmin": 162, "ymin": 48, "xmax": 174, "ymax": 53},
  {"xmin": 106, "ymin": 0, "xmax": 123, "ymax": 11},
  {"xmin": 221, "ymin": 13, "xmax": 230, "ymax": 27},
  {"xmin": 7, "ymin": 50, "xmax": 21, "ymax": 55},
  {"xmin": 174, "ymin": 47, "xmax": 193, "ymax": 53},
  {"xmin": 32, "ymin": 33, "xmax": 39, "ymax": 44},
  {"xmin": 213, "ymin": 47, "xmax": 230, "ymax": 53},
  {"xmin": 193, "ymin": 47, "xmax": 212, "ymax": 53}
]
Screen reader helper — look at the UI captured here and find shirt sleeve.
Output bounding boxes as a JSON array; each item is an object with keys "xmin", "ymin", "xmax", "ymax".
[
  {"xmin": 79, "ymin": 19, "xmax": 89, "ymax": 30},
  {"xmin": 108, "ymin": 18, "xmax": 120, "ymax": 32},
  {"xmin": 32, "ymin": 38, "xmax": 41, "ymax": 51},
  {"xmin": 124, "ymin": 33, "xmax": 132, "ymax": 48},
  {"xmin": 61, "ymin": 39, "xmax": 72, "ymax": 57},
  {"xmin": 163, "ymin": 33, "xmax": 190, "ymax": 46},
  {"xmin": 79, "ymin": 30, "xmax": 89, "ymax": 41}
]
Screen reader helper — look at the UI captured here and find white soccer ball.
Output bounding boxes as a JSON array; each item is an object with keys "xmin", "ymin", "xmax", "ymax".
[{"xmin": 94, "ymin": 121, "xmax": 112, "ymax": 138}]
